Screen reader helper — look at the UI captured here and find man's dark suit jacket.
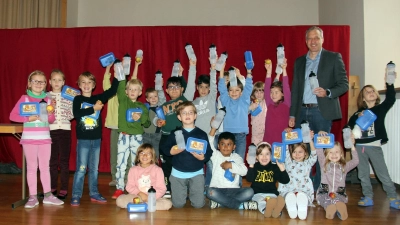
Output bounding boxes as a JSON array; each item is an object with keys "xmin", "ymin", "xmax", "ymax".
[{"xmin": 290, "ymin": 48, "xmax": 349, "ymax": 122}]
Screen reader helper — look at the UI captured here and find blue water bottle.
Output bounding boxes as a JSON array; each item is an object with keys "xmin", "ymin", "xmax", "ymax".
[{"xmin": 244, "ymin": 51, "xmax": 254, "ymax": 70}]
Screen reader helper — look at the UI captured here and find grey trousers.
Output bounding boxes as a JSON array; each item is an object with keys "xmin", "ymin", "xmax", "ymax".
[
  {"xmin": 356, "ymin": 144, "xmax": 397, "ymax": 199},
  {"xmin": 170, "ymin": 174, "xmax": 205, "ymax": 208}
]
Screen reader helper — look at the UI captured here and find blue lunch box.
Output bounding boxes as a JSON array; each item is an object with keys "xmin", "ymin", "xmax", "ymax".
[
  {"xmin": 313, "ymin": 133, "xmax": 335, "ymax": 149},
  {"xmin": 19, "ymin": 102, "xmax": 40, "ymax": 116},
  {"xmin": 186, "ymin": 137, "xmax": 207, "ymax": 154},
  {"xmin": 61, "ymin": 85, "xmax": 80, "ymax": 101}
]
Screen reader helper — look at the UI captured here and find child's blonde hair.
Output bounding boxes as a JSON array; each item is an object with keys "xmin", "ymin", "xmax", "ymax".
[
  {"xmin": 50, "ymin": 69, "xmax": 65, "ymax": 80},
  {"xmin": 134, "ymin": 143, "xmax": 158, "ymax": 166},
  {"xmin": 77, "ymin": 71, "xmax": 96, "ymax": 86},
  {"xmin": 357, "ymin": 85, "xmax": 380, "ymax": 109},
  {"xmin": 27, "ymin": 70, "xmax": 46, "ymax": 91},
  {"xmin": 288, "ymin": 143, "xmax": 309, "ymax": 161},
  {"xmin": 126, "ymin": 79, "xmax": 143, "ymax": 90},
  {"xmin": 323, "ymin": 142, "xmax": 346, "ymax": 173},
  {"xmin": 251, "ymin": 81, "xmax": 264, "ymax": 101}
]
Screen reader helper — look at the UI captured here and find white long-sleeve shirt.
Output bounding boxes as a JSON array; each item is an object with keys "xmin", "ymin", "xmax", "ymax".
[{"xmin": 208, "ymin": 135, "xmax": 248, "ymax": 188}]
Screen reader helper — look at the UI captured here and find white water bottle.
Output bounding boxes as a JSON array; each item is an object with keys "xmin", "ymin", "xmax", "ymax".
[
  {"xmin": 175, "ymin": 130, "xmax": 186, "ymax": 150},
  {"xmin": 386, "ymin": 61, "xmax": 396, "ymax": 85},
  {"xmin": 135, "ymin": 49, "xmax": 143, "ymax": 63},
  {"xmin": 147, "ymin": 186, "xmax": 156, "ymax": 212},
  {"xmin": 275, "ymin": 43, "xmax": 285, "ymax": 75},
  {"xmin": 247, "ymin": 143, "xmax": 257, "ymax": 165},
  {"xmin": 39, "ymin": 99, "xmax": 48, "ymax": 123},
  {"xmin": 171, "ymin": 60, "xmax": 180, "ymax": 77},
  {"xmin": 122, "ymin": 53, "xmax": 131, "ymax": 75},
  {"xmin": 301, "ymin": 120, "xmax": 311, "ymax": 143},
  {"xmin": 211, "ymin": 107, "xmax": 226, "ymax": 129},
  {"xmin": 309, "ymin": 71, "xmax": 319, "ymax": 90},
  {"xmin": 228, "ymin": 67, "xmax": 237, "ymax": 87},
  {"xmin": 215, "ymin": 51, "xmax": 228, "ymax": 71},
  {"xmin": 343, "ymin": 126, "xmax": 353, "ymax": 149},
  {"xmin": 209, "ymin": 44, "xmax": 217, "ymax": 64},
  {"xmin": 155, "ymin": 70, "xmax": 163, "ymax": 90},
  {"xmin": 185, "ymin": 43, "xmax": 196, "ymax": 61},
  {"xmin": 113, "ymin": 59, "xmax": 125, "ymax": 81}
]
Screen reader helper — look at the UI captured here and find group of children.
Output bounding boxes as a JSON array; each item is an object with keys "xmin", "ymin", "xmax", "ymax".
[{"xmin": 9, "ymin": 51, "xmax": 399, "ymax": 220}]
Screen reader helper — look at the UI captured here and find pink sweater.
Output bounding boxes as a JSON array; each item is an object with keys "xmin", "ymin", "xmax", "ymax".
[
  {"xmin": 263, "ymin": 76, "xmax": 291, "ymax": 144},
  {"xmin": 125, "ymin": 164, "xmax": 166, "ymax": 199},
  {"xmin": 9, "ymin": 95, "xmax": 55, "ymax": 145}
]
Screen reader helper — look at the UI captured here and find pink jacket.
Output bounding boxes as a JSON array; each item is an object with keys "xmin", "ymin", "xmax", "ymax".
[
  {"xmin": 125, "ymin": 164, "xmax": 166, "ymax": 199},
  {"xmin": 9, "ymin": 95, "xmax": 55, "ymax": 145}
]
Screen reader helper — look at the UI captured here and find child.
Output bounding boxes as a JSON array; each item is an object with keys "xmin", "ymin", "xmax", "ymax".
[
  {"xmin": 216, "ymin": 69, "xmax": 246, "ymax": 136},
  {"xmin": 9, "ymin": 70, "xmax": 64, "ymax": 208},
  {"xmin": 316, "ymin": 134, "xmax": 359, "ymax": 220},
  {"xmin": 193, "ymin": 60, "xmax": 217, "ymax": 188},
  {"xmin": 206, "ymin": 131, "xmax": 254, "ymax": 209},
  {"xmin": 193, "ymin": 61, "xmax": 217, "ymax": 134},
  {"xmin": 159, "ymin": 60, "xmax": 196, "ymax": 195},
  {"xmin": 116, "ymin": 143, "xmax": 172, "ymax": 210},
  {"xmin": 47, "ymin": 69, "xmax": 74, "ymax": 199},
  {"xmin": 249, "ymin": 81, "xmax": 267, "ymax": 145},
  {"xmin": 160, "ymin": 101, "xmax": 212, "ymax": 208},
  {"xmin": 104, "ymin": 59, "xmax": 142, "ymax": 186},
  {"xmin": 263, "ymin": 59, "xmax": 291, "ymax": 144},
  {"xmin": 277, "ymin": 129, "xmax": 317, "ymax": 220},
  {"xmin": 143, "ymin": 87, "xmax": 166, "ymax": 159},
  {"xmin": 218, "ymin": 64, "xmax": 253, "ymax": 162},
  {"xmin": 142, "ymin": 56, "xmax": 167, "ymax": 159},
  {"xmin": 348, "ymin": 77, "xmax": 400, "ymax": 209},
  {"xmin": 70, "ymin": 71, "xmax": 120, "ymax": 206},
  {"xmin": 112, "ymin": 76, "xmax": 151, "ymax": 199},
  {"xmin": 246, "ymin": 142, "xmax": 289, "ymax": 217}
]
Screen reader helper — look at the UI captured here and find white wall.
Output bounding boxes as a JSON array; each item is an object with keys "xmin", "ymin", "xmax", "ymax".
[
  {"xmin": 364, "ymin": 0, "xmax": 400, "ymax": 91},
  {"xmin": 319, "ymin": 0, "xmax": 365, "ymax": 86},
  {"xmin": 67, "ymin": 0, "xmax": 319, "ymax": 27}
]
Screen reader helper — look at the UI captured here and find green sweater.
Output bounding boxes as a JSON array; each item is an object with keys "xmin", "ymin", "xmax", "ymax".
[{"xmin": 117, "ymin": 80, "xmax": 150, "ymax": 134}]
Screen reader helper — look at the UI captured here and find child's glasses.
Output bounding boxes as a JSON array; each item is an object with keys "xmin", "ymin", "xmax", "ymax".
[
  {"xmin": 31, "ymin": 80, "xmax": 46, "ymax": 85},
  {"xmin": 167, "ymin": 85, "xmax": 181, "ymax": 90},
  {"xmin": 254, "ymin": 89, "xmax": 264, "ymax": 93},
  {"xmin": 180, "ymin": 111, "xmax": 195, "ymax": 116}
]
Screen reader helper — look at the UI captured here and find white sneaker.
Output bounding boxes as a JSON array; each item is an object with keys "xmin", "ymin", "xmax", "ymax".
[
  {"xmin": 163, "ymin": 191, "xmax": 171, "ymax": 199},
  {"xmin": 285, "ymin": 192, "xmax": 298, "ymax": 219},
  {"xmin": 243, "ymin": 201, "xmax": 258, "ymax": 210},
  {"xmin": 43, "ymin": 194, "xmax": 64, "ymax": 206},
  {"xmin": 296, "ymin": 192, "xmax": 308, "ymax": 220},
  {"xmin": 24, "ymin": 196, "xmax": 39, "ymax": 208},
  {"xmin": 210, "ymin": 200, "xmax": 220, "ymax": 209}
]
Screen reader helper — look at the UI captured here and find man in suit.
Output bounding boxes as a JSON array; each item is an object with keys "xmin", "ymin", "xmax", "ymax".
[{"xmin": 289, "ymin": 26, "xmax": 349, "ymax": 191}]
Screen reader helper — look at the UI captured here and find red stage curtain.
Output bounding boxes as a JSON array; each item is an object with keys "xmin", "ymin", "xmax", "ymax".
[{"xmin": 0, "ymin": 26, "xmax": 350, "ymax": 172}]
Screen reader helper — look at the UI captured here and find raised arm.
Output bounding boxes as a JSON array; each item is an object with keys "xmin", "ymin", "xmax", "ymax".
[
  {"xmin": 102, "ymin": 63, "xmax": 113, "ymax": 91},
  {"xmin": 183, "ymin": 59, "xmax": 196, "ymax": 101}
]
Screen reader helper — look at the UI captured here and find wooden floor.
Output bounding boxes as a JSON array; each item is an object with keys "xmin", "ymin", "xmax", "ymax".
[{"xmin": 0, "ymin": 173, "xmax": 399, "ymax": 225}]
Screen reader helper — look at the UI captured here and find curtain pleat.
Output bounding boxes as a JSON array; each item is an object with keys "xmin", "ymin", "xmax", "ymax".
[{"xmin": 0, "ymin": 0, "xmax": 60, "ymax": 28}]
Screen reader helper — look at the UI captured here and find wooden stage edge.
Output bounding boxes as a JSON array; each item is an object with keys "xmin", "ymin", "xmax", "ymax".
[{"xmin": 0, "ymin": 173, "xmax": 399, "ymax": 225}]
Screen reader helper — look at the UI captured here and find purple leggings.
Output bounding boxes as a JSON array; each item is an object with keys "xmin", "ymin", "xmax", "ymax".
[{"xmin": 23, "ymin": 144, "xmax": 51, "ymax": 196}]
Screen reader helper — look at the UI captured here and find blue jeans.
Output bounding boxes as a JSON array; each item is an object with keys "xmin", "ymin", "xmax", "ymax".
[
  {"xmin": 295, "ymin": 106, "xmax": 332, "ymax": 191},
  {"xmin": 233, "ymin": 133, "xmax": 246, "ymax": 187},
  {"xmin": 71, "ymin": 139, "xmax": 101, "ymax": 198},
  {"xmin": 207, "ymin": 187, "xmax": 254, "ymax": 209}
]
